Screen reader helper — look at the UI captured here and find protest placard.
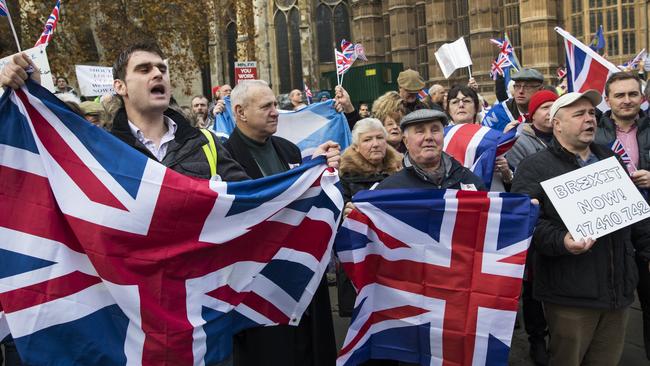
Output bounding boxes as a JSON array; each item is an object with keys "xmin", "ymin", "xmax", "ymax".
[
  {"xmin": 541, "ymin": 156, "xmax": 650, "ymax": 241},
  {"xmin": 75, "ymin": 65, "xmax": 114, "ymax": 96},
  {"xmin": 0, "ymin": 45, "xmax": 54, "ymax": 92}
]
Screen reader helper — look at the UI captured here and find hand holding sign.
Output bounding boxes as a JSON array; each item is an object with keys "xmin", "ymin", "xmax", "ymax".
[
  {"xmin": 563, "ymin": 233, "xmax": 596, "ymax": 255},
  {"xmin": 541, "ymin": 156, "xmax": 650, "ymax": 241}
]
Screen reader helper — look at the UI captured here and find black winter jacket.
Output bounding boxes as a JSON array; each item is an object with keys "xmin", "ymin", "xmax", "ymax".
[
  {"xmin": 223, "ymin": 127, "xmax": 337, "ymax": 366},
  {"xmin": 110, "ymin": 108, "xmax": 249, "ymax": 181},
  {"xmin": 511, "ymin": 139, "xmax": 650, "ymax": 309},
  {"xmin": 595, "ymin": 110, "xmax": 650, "ymax": 172},
  {"xmin": 377, "ymin": 152, "xmax": 487, "ymax": 191},
  {"xmin": 224, "ymin": 127, "xmax": 301, "ymax": 179}
]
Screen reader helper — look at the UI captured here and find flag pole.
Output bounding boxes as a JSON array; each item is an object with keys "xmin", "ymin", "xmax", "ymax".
[
  {"xmin": 4, "ymin": 8, "xmax": 22, "ymax": 52},
  {"xmin": 467, "ymin": 65, "xmax": 472, "ymax": 79}
]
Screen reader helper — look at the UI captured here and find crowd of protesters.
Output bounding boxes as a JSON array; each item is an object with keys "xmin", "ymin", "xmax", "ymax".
[{"xmin": 2, "ymin": 40, "xmax": 650, "ymax": 366}]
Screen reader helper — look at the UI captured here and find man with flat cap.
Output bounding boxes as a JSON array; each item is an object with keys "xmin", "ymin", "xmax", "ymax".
[
  {"xmin": 396, "ymin": 69, "xmax": 432, "ymax": 114},
  {"xmin": 508, "ymin": 68, "xmax": 545, "ymax": 121},
  {"xmin": 376, "ymin": 109, "xmax": 485, "ymax": 190},
  {"xmin": 512, "ymin": 90, "xmax": 650, "ymax": 366}
]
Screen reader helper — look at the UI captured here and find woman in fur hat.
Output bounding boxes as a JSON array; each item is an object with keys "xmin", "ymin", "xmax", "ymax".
[{"xmin": 336, "ymin": 118, "xmax": 403, "ymax": 316}]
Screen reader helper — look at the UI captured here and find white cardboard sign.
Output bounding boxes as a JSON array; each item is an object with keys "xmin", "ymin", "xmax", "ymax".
[
  {"xmin": 0, "ymin": 45, "xmax": 55, "ymax": 92},
  {"xmin": 75, "ymin": 65, "xmax": 114, "ymax": 96},
  {"xmin": 541, "ymin": 156, "xmax": 650, "ymax": 241}
]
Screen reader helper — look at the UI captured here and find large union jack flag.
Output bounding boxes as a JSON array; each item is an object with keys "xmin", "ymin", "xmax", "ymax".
[
  {"xmin": 335, "ymin": 189, "xmax": 538, "ymax": 365},
  {"xmin": 556, "ymin": 27, "xmax": 618, "ymax": 108},
  {"xmin": 443, "ymin": 124, "xmax": 519, "ymax": 190},
  {"xmin": 0, "ymin": 81, "xmax": 343, "ymax": 365}
]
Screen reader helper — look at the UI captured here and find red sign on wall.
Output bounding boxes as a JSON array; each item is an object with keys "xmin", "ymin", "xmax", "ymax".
[{"xmin": 234, "ymin": 61, "xmax": 258, "ymax": 84}]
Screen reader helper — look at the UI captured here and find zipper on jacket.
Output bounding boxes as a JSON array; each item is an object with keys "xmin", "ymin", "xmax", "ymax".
[{"xmin": 610, "ymin": 243, "xmax": 617, "ymax": 309}]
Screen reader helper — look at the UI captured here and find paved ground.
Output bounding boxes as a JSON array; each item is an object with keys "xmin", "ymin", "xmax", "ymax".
[{"xmin": 329, "ymin": 286, "xmax": 649, "ymax": 365}]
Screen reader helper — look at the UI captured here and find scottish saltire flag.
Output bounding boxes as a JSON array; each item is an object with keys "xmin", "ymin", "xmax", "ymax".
[
  {"xmin": 443, "ymin": 124, "xmax": 517, "ymax": 189},
  {"xmin": 34, "ymin": 0, "xmax": 60, "ymax": 46},
  {"xmin": 275, "ymin": 99, "xmax": 352, "ymax": 157},
  {"xmin": 0, "ymin": 0, "xmax": 8, "ymax": 16},
  {"xmin": 0, "ymin": 81, "xmax": 343, "ymax": 365},
  {"xmin": 556, "ymin": 27, "xmax": 619, "ymax": 110},
  {"xmin": 611, "ymin": 139, "xmax": 637, "ymax": 173},
  {"xmin": 481, "ymin": 100, "xmax": 517, "ymax": 131},
  {"xmin": 213, "ymin": 95, "xmax": 236, "ymax": 142},
  {"xmin": 335, "ymin": 189, "xmax": 539, "ymax": 366}
]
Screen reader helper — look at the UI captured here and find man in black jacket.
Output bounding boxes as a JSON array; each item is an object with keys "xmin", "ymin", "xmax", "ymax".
[
  {"xmin": 595, "ymin": 71, "xmax": 650, "ymax": 360},
  {"xmin": 225, "ymin": 79, "xmax": 340, "ymax": 366},
  {"xmin": 512, "ymin": 90, "xmax": 650, "ymax": 366},
  {"xmin": 376, "ymin": 109, "xmax": 485, "ymax": 191}
]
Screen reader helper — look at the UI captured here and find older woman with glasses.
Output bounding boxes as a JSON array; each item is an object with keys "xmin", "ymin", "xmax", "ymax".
[
  {"xmin": 446, "ymin": 85, "xmax": 515, "ymax": 189},
  {"xmin": 446, "ymin": 85, "xmax": 480, "ymax": 125},
  {"xmin": 336, "ymin": 118, "xmax": 402, "ymax": 317}
]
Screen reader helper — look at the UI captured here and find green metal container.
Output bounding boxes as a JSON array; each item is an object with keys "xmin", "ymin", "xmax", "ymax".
[{"xmin": 320, "ymin": 62, "xmax": 404, "ymax": 108}]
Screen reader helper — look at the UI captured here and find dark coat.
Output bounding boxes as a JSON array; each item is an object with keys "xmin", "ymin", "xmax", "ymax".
[
  {"xmin": 595, "ymin": 110, "xmax": 650, "ymax": 172},
  {"xmin": 376, "ymin": 152, "xmax": 487, "ymax": 191},
  {"xmin": 339, "ymin": 144, "xmax": 403, "ymax": 202},
  {"xmin": 224, "ymin": 127, "xmax": 336, "ymax": 366},
  {"xmin": 224, "ymin": 127, "xmax": 301, "ymax": 179},
  {"xmin": 336, "ymin": 145, "xmax": 402, "ymax": 316},
  {"xmin": 511, "ymin": 139, "xmax": 650, "ymax": 309},
  {"xmin": 110, "ymin": 107, "xmax": 249, "ymax": 181},
  {"xmin": 403, "ymin": 99, "xmax": 429, "ymax": 115}
]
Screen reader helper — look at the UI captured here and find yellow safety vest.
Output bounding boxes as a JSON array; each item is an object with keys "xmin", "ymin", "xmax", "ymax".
[{"xmin": 199, "ymin": 129, "xmax": 218, "ymax": 177}]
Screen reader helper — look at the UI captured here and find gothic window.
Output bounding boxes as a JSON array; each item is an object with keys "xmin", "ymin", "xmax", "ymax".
[
  {"xmin": 415, "ymin": 4, "xmax": 428, "ymax": 81},
  {"xmin": 503, "ymin": 0, "xmax": 522, "ymax": 65},
  {"xmin": 313, "ymin": 1, "xmax": 351, "ymax": 63},
  {"xmin": 275, "ymin": 1, "xmax": 304, "ymax": 93}
]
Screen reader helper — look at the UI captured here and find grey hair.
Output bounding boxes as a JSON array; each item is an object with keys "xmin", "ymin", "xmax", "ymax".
[
  {"xmin": 230, "ymin": 80, "xmax": 270, "ymax": 109},
  {"xmin": 351, "ymin": 118, "xmax": 387, "ymax": 145}
]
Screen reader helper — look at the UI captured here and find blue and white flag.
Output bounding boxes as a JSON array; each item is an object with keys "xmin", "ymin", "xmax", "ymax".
[
  {"xmin": 481, "ymin": 100, "xmax": 517, "ymax": 132},
  {"xmin": 275, "ymin": 100, "xmax": 352, "ymax": 157},
  {"xmin": 213, "ymin": 95, "xmax": 236, "ymax": 142},
  {"xmin": 213, "ymin": 98, "xmax": 351, "ymax": 156}
]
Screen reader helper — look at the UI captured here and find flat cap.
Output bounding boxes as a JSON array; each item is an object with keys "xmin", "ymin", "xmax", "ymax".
[
  {"xmin": 397, "ymin": 69, "xmax": 425, "ymax": 92},
  {"xmin": 400, "ymin": 108, "xmax": 448, "ymax": 130},
  {"xmin": 511, "ymin": 68, "xmax": 544, "ymax": 82}
]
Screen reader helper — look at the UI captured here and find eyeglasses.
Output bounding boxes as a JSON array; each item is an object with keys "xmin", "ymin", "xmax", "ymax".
[
  {"xmin": 449, "ymin": 98, "xmax": 474, "ymax": 106},
  {"xmin": 513, "ymin": 83, "xmax": 542, "ymax": 91}
]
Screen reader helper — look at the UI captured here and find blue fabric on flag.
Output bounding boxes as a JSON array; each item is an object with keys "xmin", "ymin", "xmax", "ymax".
[
  {"xmin": 275, "ymin": 100, "xmax": 352, "ymax": 157},
  {"xmin": 335, "ymin": 189, "xmax": 539, "ymax": 366},
  {"xmin": 481, "ymin": 100, "xmax": 516, "ymax": 132},
  {"xmin": 0, "ymin": 80, "xmax": 343, "ymax": 366},
  {"xmin": 213, "ymin": 95, "xmax": 236, "ymax": 142},
  {"xmin": 590, "ymin": 25, "xmax": 606, "ymax": 51}
]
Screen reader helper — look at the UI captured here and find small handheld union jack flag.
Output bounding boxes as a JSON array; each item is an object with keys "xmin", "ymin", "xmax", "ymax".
[
  {"xmin": 303, "ymin": 82, "xmax": 313, "ymax": 104},
  {"xmin": 34, "ymin": 0, "xmax": 60, "ymax": 47},
  {"xmin": 611, "ymin": 139, "xmax": 637, "ymax": 173}
]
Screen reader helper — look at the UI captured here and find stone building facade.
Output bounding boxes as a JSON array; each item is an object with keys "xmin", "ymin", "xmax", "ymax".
[{"xmin": 210, "ymin": 0, "xmax": 650, "ymax": 100}]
